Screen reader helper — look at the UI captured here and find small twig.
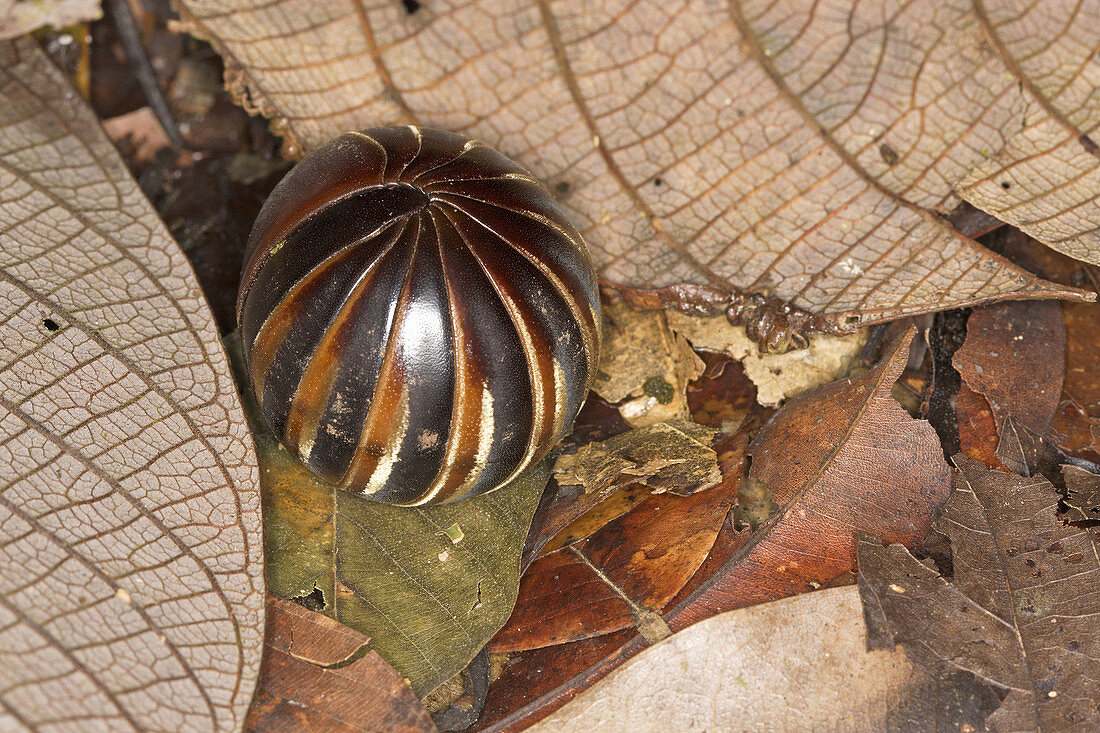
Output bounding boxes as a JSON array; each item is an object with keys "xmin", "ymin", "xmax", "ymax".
[{"xmin": 108, "ymin": 0, "xmax": 185, "ymax": 148}]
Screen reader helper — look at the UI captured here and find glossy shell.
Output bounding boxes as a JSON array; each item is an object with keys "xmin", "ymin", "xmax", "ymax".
[{"xmin": 238, "ymin": 127, "xmax": 601, "ymax": 505}]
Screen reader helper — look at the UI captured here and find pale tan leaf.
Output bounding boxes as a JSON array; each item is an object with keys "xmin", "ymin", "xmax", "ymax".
[
  {"xmin": 175, "ymin": 0, "xmax": 1094, "ymax": 329},
  {"xmin": 0, "ymin": 39, "xmax": 264, "ymax": 731},
  {"xmin": 666, "ymin": 311, "xmax": 867, "ymax": 406},
  {"xmin": 525, "ymin": 586, "xmax": 996, "ymax": 732},
  {"xmin": 592, "ymin": 302, "xmax": 703, "ymax": 427},
  {"xmin": 954, "ymin": 1, "xmax": 1100, "ymax": 264},
  {"xmin": 0, "ymin": 0, "xmax": 101, "ymax": 39}
]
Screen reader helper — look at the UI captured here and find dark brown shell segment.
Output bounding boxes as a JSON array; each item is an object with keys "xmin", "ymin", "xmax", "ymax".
[{"xmin": 238, "ymin": 127, "xmax": 601, "ymax": 505}]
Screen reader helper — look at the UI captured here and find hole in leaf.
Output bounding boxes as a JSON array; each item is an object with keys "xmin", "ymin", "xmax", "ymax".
[
  {"xmin": 292, "ymin": 586, "xmax": 327, "ymax": 612},
  {"xmin": 1000, "ymin": 181, "xmax": 1011, "ymax": 189},
  {"xmin": 42, "ymin": 318, "xmax": 61, "ymax": 332},
  {"xmin": 400, "ymin": 0, "xmax": 421, "ymax": 14}
]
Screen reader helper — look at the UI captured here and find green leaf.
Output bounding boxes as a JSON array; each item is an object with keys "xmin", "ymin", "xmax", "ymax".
[{"xmin": 225, "ymin": 332, "xmax": 548, "ymax": 694}]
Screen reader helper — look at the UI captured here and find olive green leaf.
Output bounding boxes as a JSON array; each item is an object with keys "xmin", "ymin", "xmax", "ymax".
[{"xmin": 226, "ymin": 334, "xmax": 548, "ymax": 695}]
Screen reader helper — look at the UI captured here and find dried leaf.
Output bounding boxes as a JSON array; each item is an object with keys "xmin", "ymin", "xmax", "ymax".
[
  {"xmin": 524, "ymin": 587, "xmax": 997, "ymax": 732},
  {"xmin": 592, "ymin": 303, "xmax": 703, "ymax": 427},
  {"xmin": 953, "ymin": 299, "xmax": 1065, "ymax": 436},
  {"xmin": 668, "ymin": 328, "xmax": 952, "ymax": 628},
  {"xmin": 0, "ymin": 39, "xmax": 264, "ymax": 730},
  {"xmin": 553, "ymin": 419, "xmax": 720, "ymax": 498},
  {"xmin": 245, "ymin": 597, "xmax": 437, "ymax": 733},
  {"xmin": 1052, "ymin": 281, "xmax": 1100, "ymax": 456},
  {"xmin": 225, "ymin": 326, "xmax": 552, "ymax": 699},
  {"xmin": 0, "ymin": 0, "xmax": 101, "ymax": 39},
  {"xmin": 956, "ymin": 382, "xmax": 1008, "ymax": 470},
  {"xmin": 255, "ymin": 427, "xmax": 549, "ymax": 696},
  {"xmin": 995, "ymin": 415, "xmax": 1065, "ymax": 480},
  {"xmin": 175, "ymin": 0, "xmax": 1095, "ymax": 327},
  {"xmin": 667, "ymin": 311, "xmax": 866, "ymax": 406},
  {"xmin": 858, "ymin": 456, "xmax": 1100, "ymax": 730},
  {"xmin": 102, "ymin": 108, "xmax": 174, "ymax": 165},
  {"xmin": 1063, "ymin": 464, "xmax": 1100, "ymax": 522},
  {"xmin": 492, "ymin": 442, "xmax": 738, "ymax": 652},
  {"xmin": 684, "ymin": 351, "xmax": 758, "ymax": 430}
]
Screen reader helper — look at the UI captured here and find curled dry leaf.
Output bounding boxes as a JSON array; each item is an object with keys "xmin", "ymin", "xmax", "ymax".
[
  {"xmin": 175, "ymin": 0, "xmax": 1095, "ymax": 328},
  {"xmin": 668, "ymin": 327, "xmax": 952, "ymax": 628},
  {"xmin": 666, "ymin": 310, "xmax": 866, "ymax": 406},
  {"xmin": 524, "ymin": 586, "xmax": 996, "ymax": 732},
  {"xmin": 0, "ymin": 40, "xmax": 264, "ymax": 730},
  {"xmin": 858, "ymin": 456, "xmax": 1100, "ymax": 731},
  {"xmin": 591, "ymin": 303, "xmax": 703, "ymax": 427},
  {"xmin": 553, "ymin": 418, "xmax": 720, "ymax": 499},
  {"xmin": 245, "ymin": 596, "xmax": 437, "ymax": 733}
]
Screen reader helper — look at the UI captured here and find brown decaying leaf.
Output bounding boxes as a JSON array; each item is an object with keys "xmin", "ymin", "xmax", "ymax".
[
  {"xmin": 667, "ymin": 327, "xmax": 952, "ymax": 629},
  {"xmin": 490, "ymin": 458, "xmax": 737, "ymax": 652},
  {"xmin": 953, "ymin": 298, "xmax": 1065, "ymax": 436},
  {"xmin": 524, "ymin": 586, "xmax": 997, "ymax": 732},
  {"xmin": 176, "ymin": 0, "xmax": 1096, "ymax": 328},
  {"xmin": 666, "ymin": 311, "xmax": 867, "ymax": 407},
  {"xmin": 477, "ymin": 329, "xmax": 951, "ymax": 730},
  {"xmin": 1062, "ymin": 464, "xmax": 1100, "ymax": 522},
  {"xmin": 0, "ymin": 39, "xmax": 264, "ymax": 731},
  {"xmin": 684, "ymin": 351, "xmax": 758, "ymax": 430},
  {"xmin": 245, "ymin": 597, "xmax": 437, "ymax": 733},
  {"xmin": 858, "ymin": 456, "xmax": 1100, "ymax": 731},
  {"xmin": 956, "ymin": 382, "xmax": 1008, "ymax": 469},
  {"xmin": 1052, "ymin": 273, "xmax": 1100, "ymax": 457},
  {"xmin": 591, "ymin": 303, "xmax": 703, "ymax": 426},
  {"xmin": 553, "ymin": 418, "xmax": 719, "ymax": 498}
]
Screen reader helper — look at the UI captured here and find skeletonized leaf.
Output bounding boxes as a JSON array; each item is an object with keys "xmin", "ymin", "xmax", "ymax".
[
  {"xmin": 0, "ymin": 39, "xmax": 264, "ymax": 731},
  {"xmin": 858, "ymin": 456, "xmax": 1100, "ymax": 730},
  {"xmin": 175, "ymin": 0, "xmax": 1094, "ymax": 328},
  {"xmin": 525, "ymin": 586, "xmax": 997, "ymax": 732}
]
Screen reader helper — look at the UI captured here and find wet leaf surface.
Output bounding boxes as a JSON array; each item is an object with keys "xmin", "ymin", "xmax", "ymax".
[
  {"xmin": 175, "ymin": 0, "xmax": 1097, "ymax": 328},
  {"xmin": 858, "ymin": 456, "xmax": 1100, "ymax": 730},
  {"xmin": 0, "ymin": 38, "xmax": 264, "ymax": 730},
  {"xmin": 490, "ymin": 458, "xmax": 737, "ymax": 652}
]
